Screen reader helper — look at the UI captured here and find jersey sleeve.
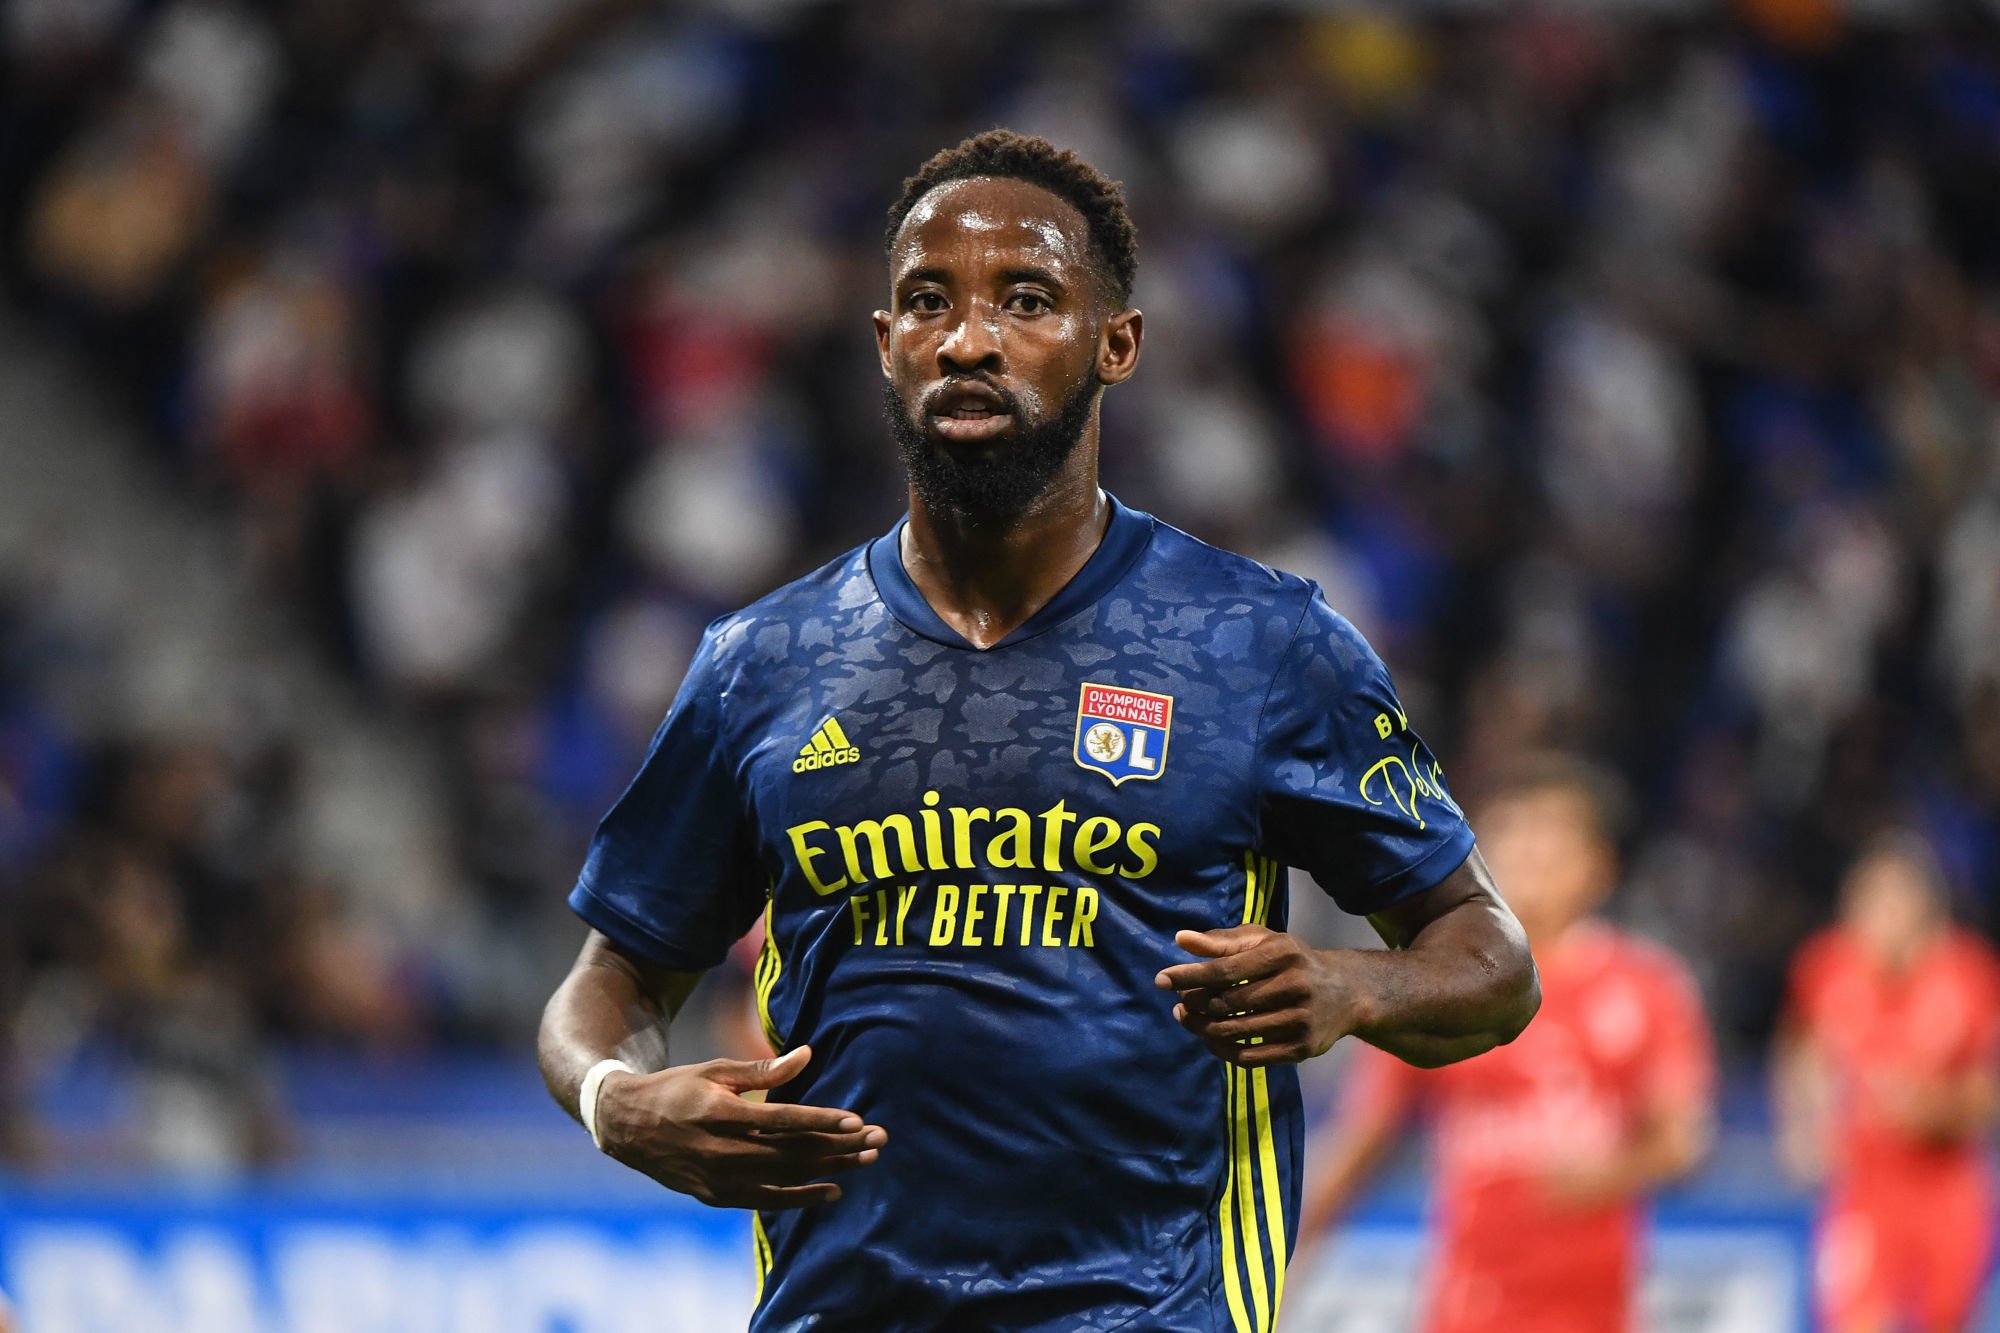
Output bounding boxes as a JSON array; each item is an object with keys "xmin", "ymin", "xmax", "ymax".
[
  {"xmin": 568, "ymin": 627, "xmax": 765, "ymax": 972},
  {"xmin": 1781, "ymin": 931, "xmax": 1840, "ymax": 1038},
  {"xmin": 1947, "ymin": 938, "xmax": 2000, "ymax": 1073},
  {"xmin": 1254, "ymin": 588, "xmax": 1476, "ymax": 916}
]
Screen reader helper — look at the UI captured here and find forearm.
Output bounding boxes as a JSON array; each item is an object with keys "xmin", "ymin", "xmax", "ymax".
[
  {"xmin": 1351, "ymin": 869, "xmax": 1539, "ymax": 1068},
  {"xmin": 1603, "ymin": 1108, "xmax": 1712, "ymax": 1194},
  {"xmin": 1771, "ymin": 1034, "xmax": 1830, "ymax": 1180},
  {"xmin": 1909, "ymin": 1070, "xmax": 2000, "ymax": 1144},
  {"xmin": 538, "ymin": 932, "xmax": 686, "ymax": 1119}
]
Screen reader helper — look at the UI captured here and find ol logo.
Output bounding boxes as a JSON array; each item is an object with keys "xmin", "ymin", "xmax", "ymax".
[{"xmin": 1074, "ymin": 683, "xmax": 1173, "ymax": 786}]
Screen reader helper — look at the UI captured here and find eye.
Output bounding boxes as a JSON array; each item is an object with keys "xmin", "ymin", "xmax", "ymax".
[
  {"xmin": 905, "ymin": 290, "xmax": 946, "ymax": 313},
  {"xmin": 1006, "ymin": 291, "xmax": 1052, "ymax": 315}
]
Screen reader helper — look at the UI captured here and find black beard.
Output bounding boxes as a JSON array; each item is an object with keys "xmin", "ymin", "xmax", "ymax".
[{"xmin": 885, "ymin": 375, "xmax": 1099, "ymax": 525}]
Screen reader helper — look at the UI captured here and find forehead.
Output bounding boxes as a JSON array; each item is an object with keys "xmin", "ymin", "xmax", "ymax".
[
  {"xmin": 1849, "ymin": 851, "xmax": 1931, "ymax": 899},
  {"xmin": 1484, "ymin": 787, "xmax": 1597, "ymax": 837},
  {"xmin": 890, "ymin": 176, "xmax": 1092, "ymax": 279}
]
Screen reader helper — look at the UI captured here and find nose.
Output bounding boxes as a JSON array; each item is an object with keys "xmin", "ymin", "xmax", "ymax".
[{"xmin": 936, "ymin": 300, "xmax": 1003, "ymax": 376}]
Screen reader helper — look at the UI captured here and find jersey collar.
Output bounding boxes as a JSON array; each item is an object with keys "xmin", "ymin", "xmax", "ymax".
[{"xmin": 867, "ymin": 492, "xmax": 1156, "ymax": 651}]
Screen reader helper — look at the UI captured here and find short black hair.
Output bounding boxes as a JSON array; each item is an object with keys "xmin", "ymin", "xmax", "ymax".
[{"xmin": 885, "ymin": 129, "xmax": 1138, "ymax": 308}]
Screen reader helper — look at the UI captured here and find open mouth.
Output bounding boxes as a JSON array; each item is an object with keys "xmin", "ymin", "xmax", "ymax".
[
  {"xmin": 927, "ymin": 383, "xmax": 1016, "ymax": 444},
  {"xmin": 932, "ymin": 404, "xmax": 1013, "ymax": 442}
]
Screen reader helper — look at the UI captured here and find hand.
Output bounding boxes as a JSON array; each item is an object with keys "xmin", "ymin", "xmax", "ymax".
[
  {"xmin": 1867, "ymin": 1073, "xmax": 1963, "ymax": 1143},
  {"xmin": 595, "ymin": 1045, "xmax": 886, "ymax": 1209},
  {"xmin": 1156, "ymin": 925, "xmax": 1363, "ymax": 1067}
]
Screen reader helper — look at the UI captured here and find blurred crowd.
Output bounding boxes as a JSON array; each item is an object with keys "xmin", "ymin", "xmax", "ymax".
[{"xmin": 3, "ymin": 0, "xmax": 1999, "ymax": 1168}]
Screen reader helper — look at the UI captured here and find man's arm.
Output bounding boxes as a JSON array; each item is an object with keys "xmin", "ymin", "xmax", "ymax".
[
  {"xmin": 1538, "ymin": 1091, "xmax": 1712, "ymax": 1208},
  {"xmin": 1771, "ymin": 1021, "xmax": 1832, "ymax": 1184},
  {"xmin": 1157, "ymin": 847, "xmax": 1538, "ymax": 1069},
  {"xmin": 1869, "ymin": 1065, "xmax": 2000, "ymax": 1146},
  {"xmin": 539, "ymin": 931, "xmax": 887, "ymax": 1208}
]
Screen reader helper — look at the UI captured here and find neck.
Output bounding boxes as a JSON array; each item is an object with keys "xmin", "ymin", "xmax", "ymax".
[{"xmin": 901, "ymin": 456, "xmax": 1108, "ymax": 650}]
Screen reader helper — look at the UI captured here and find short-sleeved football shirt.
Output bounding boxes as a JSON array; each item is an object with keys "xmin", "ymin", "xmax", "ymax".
[
  {"xmin": 1784, "ymin": 927, "xmax": 2000, "ymax": 1328},
  {"xmin": 571, "ymin": 495, "xmax": 1475, "ymax": 1332},
  {"xmin": 1786, "ymin": 925, "xmax": 2000, "ymax": 1182},
  {"xmin": 1343, "ymin": 922, "xmax": 1713, "ymax": 1333}
]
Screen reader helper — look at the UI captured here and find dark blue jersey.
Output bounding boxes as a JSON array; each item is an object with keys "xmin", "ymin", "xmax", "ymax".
[{"xmin": 571, "ymin": 495, "xmax": 1475, "ymax": 1333}]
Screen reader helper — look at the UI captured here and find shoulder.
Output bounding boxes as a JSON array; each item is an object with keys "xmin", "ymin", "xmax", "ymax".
[
  {"xmin": 1941, "ymin": 929, "xmax": 2000, "ymax": 994},
  {"xmin": 1136, "ymin": 518, "xmax": 1380, "ymax": 676},
  {"xmin": 1137, "ymin": 517, "xmax": 1315, "ymax": 606},
  {"xmin": 697, "ymin": 543, "xmax": 878, "ymax": 676},
  {"xmin": 1786, "ymin": 927, "xmax": 1857, "ymax": 1005},
  {"xmin": 1791, "ymin": 926, "xmax": 1852, "ymax": 977}
]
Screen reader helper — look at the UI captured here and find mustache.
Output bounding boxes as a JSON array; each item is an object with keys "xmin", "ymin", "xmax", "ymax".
[{"xmin": 918, "ymin": 377, "xmax": 1022, "ymax": 417}]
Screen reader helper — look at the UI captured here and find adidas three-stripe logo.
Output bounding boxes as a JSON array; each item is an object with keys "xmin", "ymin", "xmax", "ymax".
[{"xmin": 792, "ymin": 716, "xmax": 860, "ymax": 774}]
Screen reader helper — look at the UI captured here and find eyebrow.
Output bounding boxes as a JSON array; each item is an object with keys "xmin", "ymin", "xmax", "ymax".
[
  {"xmin": 894, "ymin": 265, "xmax": 1069, "ymax": 290},
  {"xmin": 998, "ymin": 266, "xmax": 1065, "ymax": 290}
]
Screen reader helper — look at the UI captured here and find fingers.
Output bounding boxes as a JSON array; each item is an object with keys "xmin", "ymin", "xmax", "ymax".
[
  {"xmin": 733, "ymin": 1182, "xmax": 846, "ymax": 1210},
  {"xmin": 706, "ymin": 1044, "xmax": 814, "ymax": 1095},
  {"xmin": 704, "ymin": 1128, "xmax": 885, "ymax": 1191},
  {"xmin": 1174, "ymin": 925, "xmax": 1269, "ymax": 956},
  {"xmin": 700, "ymin": 1048, "xmax": 871, "ymax": 1136},
  {"xmin": 747, "ymin": 1127, "xmax": 888, "ymax": 1160},
  {"xmin": 724, "ymin": 1096, "xmax": 868, "ymax": 1136},
  {"xmin": 1175, "ymin": 1000, "xmax": 1311, "ymax": 1049},
  {"xmin": 1177, "ymin": 973, "xmax": 1299, "ymax": 1020},
  {"xmin": 1155, "ymin": 932, "xmax": 1285, "ymax": 992}
]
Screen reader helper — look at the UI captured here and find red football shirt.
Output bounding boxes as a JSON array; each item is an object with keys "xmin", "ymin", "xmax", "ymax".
[
  {"xmin": 1785, "ymin": 925, "xmax": 2000, "ymax": 1188},
  {"xmin": 1345, "ymin": 922, "xmax": 1714, "ymax": 1333}
]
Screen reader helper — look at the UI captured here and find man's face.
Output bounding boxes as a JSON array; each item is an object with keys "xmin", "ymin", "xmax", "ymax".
[
  {"xmin": 1477, "ymin": 787, "xmax": 1616, "ymax": 946},
  {"xmin": 1842, "ymin": 848, "xmax": 1942, "ymax": 969},
  {"xmin": 874, "ymin": 176, "xmax": 1138, "ymax": 522}
]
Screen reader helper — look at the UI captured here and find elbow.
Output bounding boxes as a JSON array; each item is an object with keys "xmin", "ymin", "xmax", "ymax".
[{"xmin": 1489, "ymin": 952, "xmax": 1542, "ymax": 1048}]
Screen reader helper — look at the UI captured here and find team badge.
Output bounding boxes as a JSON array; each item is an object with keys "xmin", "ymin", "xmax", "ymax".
[{"xmin": 1074, "ymin": 683, "xmax": 1173, "ymax": 786}]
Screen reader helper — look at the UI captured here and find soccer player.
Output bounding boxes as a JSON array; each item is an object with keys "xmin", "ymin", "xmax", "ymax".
[
  {"xmin": 1775, "ymin": 830, "xmax": 2000, "ymax": 1333},
  {"xmin": 1295, "ymin": 756, "xmax": 1715, "ymax": 1333},
  {"xmin": 537, "ymin": 130, "xmax": 1540, "ymax": 1332}
]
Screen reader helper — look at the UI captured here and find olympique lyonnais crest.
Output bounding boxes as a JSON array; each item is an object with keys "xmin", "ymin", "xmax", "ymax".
[{"xmin": 1074, "ymin": 683, "xmax": 1173, "ymax": 786}]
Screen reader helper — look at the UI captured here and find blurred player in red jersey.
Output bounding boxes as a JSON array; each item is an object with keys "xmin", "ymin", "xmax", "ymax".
[
  {"xmin": 1775, "ymin": 831, "xmax": 2000, "ymax": 1333},
  {"xmin": 1296, "ymin": 755, "xmax": 1715, "ymax": 1333}
]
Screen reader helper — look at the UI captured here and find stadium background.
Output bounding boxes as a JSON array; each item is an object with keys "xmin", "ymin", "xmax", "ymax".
[{"xmin": 2, "ymin": 0, "xmax": 1997, "ymax": 1328}]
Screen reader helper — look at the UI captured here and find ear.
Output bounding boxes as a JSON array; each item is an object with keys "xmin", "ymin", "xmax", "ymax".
[
  {"xmin": 873, "ymin": 309, "xmax": 893, "ymax": 378},
  {"xmin": 1096, "ymin": 308, "xmax": 1143, "ymax": 386}
]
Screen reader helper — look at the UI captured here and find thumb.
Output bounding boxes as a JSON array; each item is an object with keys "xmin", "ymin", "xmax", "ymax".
[
  {"xmin": 709, "ymin": 1044, "xmax": 812, "ymax": 1094},
  {"xmin": 1174, "ymin": 924, "xmax": 1269, "ymax": 957}
]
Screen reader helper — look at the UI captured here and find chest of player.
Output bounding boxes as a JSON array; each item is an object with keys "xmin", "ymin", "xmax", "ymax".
[
  {"xmin": 1822, "ymin": 966, "xmax": 1982, "ymax": 1074},
  {"xmin": 734, "ymin": 650, "xmax": 1259, "ymax": 912},
  {"xmin": 1441, "ymin": 969, "xmax": 1658, "ymax": 1105}
]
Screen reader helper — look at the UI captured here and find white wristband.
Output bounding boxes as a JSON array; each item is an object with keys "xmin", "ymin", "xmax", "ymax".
[{"xmin": 579, "ymin": 1058, "xmax": 635, "ymax": 1151}]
